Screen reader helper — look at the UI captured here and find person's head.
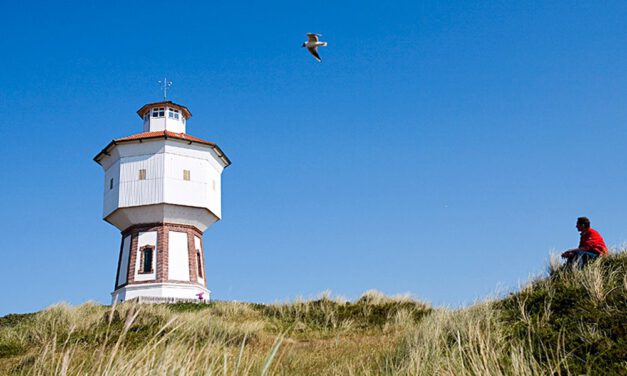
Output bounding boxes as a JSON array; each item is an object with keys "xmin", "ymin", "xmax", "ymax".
[{"xmin": 576, "ymin": 217, "xmax": 590, "ymax": 232}]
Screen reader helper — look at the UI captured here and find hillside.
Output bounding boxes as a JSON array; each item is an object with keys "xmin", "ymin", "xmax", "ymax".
[{"xmin": 1, "ymin": 252, "xmax": 625, "ymax": 375}]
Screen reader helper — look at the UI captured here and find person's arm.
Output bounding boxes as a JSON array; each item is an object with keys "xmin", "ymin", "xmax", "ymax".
[
  {"xmin": 563, "ymin": 231, "xmax": 590, "ymax": 257},
  {"xmin": 561, "ymin": 248, "xmax": 581, "ymax": 257}
]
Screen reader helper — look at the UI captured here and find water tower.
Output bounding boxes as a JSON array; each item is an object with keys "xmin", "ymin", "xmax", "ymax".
[{"xmin": 94, "ymin": 99, "xmax": 230, "ymax": 303}]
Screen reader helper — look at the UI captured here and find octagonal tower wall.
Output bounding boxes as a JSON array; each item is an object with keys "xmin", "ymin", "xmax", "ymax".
[{"xmin": 101, "ymin": 139, "xmax": 225, "ymax": 231}]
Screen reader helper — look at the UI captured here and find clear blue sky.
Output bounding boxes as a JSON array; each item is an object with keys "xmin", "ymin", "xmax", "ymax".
[{"xmin": 1, "ymin": 1, "xmax": 626, "ymax": 315}]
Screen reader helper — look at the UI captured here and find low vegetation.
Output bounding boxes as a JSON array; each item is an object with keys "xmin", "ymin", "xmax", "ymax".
[{"xmin": 1, "ymin": 252, "xmax": 625, "ymax": 375}]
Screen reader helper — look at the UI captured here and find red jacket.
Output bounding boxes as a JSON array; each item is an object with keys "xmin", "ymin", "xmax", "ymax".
[{"xmin": 579, "ymin": 228, "xmax": 608, "ymax": 255}]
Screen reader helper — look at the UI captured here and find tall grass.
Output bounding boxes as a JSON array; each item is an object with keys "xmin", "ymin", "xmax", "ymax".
[
  {"xmin": 387, "ymin": 251, "xmax": 627, "ymax": 375},
  {"xmin": 0, "ymin": 302, "xmax": 280, "ymax": 375},
  {"xmin": 0, "ymin": 292, "xmax": 430, "ymax": 375},
  {"xmin": 1, "ymin": 252, "xmax": 626, "ymax": 375}
]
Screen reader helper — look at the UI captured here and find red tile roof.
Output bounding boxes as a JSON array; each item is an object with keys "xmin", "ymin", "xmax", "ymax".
[
  {"xmin": 136, "ymin": 101, "xmax": 192, "ymax": 119},
  {"xmin": 115, "ymin": 131, "xmax": 215, "ymax": 146},
  {"xmin": 94, "ymin": 131, "xmax": 230, "ymax": 167}
]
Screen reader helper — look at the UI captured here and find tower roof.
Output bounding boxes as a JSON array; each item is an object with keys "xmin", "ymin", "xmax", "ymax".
[
  {"xmin": 93, "ymin": 130, "xmax": 231, "ymax": 167},
  {"xmin": 136, "ymin": 101, "xmax": 192, "ymax": 119}
]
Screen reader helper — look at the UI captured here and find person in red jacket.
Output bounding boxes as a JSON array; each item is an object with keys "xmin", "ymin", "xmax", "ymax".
[{"xmin": 561, "ymin": 217, "xmax": 608, "ymax": 268}]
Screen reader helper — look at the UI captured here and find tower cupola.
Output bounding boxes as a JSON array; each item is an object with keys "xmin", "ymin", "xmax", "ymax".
[{"xmin": 137, "ymin": 101, "xmax": 192, "ymax": 134}]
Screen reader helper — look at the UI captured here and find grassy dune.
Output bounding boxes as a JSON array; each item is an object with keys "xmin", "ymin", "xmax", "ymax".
[{"xmin": 1, "ymin": 252, "xmax": 625, "ymax": 375}]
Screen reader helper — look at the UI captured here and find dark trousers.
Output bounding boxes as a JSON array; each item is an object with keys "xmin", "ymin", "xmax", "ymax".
[{"xmin": 565, "ymin": 250, "xmax": 599, "ymax": 268}]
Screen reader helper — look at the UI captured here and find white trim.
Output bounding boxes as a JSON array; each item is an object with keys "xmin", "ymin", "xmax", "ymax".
[
  {"xmin": 134, "ymin": 231, "xmax": 157, "ymax": 281},
  {"xmin": 111, "ymin": 282, "xmax": 210, "ymax": 304}
]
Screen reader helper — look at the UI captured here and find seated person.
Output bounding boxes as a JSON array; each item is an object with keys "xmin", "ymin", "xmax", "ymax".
[{"xmin": 561, "ymin": 217, "xmax": 607, "ymax": 268}]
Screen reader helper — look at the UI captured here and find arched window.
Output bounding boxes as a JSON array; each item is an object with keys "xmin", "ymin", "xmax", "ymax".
[{"xmin": 139, "ymin": 246, "xmax": 154, "ymax": 274}]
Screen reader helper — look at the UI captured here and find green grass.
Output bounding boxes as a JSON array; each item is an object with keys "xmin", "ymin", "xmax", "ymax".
[
  {"xmin": 498, "ymin": 253, "xmax": 627, "ymax": 375},
  {"xmin": 1, "ymin": 252, "xmax": 626, "ymax": 375}
]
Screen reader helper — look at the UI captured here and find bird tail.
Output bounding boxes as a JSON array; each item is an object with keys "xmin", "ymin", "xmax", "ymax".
[{"xmin": 321, "ymin": 42, "xmax": 328, "ymax": 46}]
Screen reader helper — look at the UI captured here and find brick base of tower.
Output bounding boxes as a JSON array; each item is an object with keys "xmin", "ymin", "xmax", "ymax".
[{"xmin": 111, "ymin": 223, "xmax": 210, "ymax": 304}]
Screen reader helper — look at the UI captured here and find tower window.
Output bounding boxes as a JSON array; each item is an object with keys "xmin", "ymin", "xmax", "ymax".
[
  {"xmin": 183, "ymin": 170, "xmax": 191, "ymax": 181},
  {"xmin": 151, "ymin": 107, "xmax": 165, "ymax": 118},
  {"xmin": 168, "ymin": 108, "xmax": 180, "ymax": 119},
  {"xmin": 139, "ymin": 246, "xmax": 154, "ymax": 274},
  {"xmin": 196, "ymin": 250, "xmax": 203, "ymax": 278},
  {"xmin": 138, "ymin": 169, "xmax": 146, "ymax": 180},
  {"xmin": 109, "ymin": 178, "xmax": 113, "ymax": 190}
]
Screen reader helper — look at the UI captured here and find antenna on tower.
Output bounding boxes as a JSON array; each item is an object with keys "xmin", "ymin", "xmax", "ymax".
[{"xmin": 158, "ymin": 77, "xmax": 173, "ymax": 100}]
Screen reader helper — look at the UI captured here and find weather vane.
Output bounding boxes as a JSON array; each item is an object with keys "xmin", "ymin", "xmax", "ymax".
[{"xmin": 158, "ymin": 77, "xmax": 173, "ymax": 100}]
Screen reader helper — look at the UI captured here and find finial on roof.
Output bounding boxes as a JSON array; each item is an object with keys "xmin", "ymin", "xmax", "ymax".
[{"xmin": 157, "ymin": 77, "xmax": 173, "ymax": 100}]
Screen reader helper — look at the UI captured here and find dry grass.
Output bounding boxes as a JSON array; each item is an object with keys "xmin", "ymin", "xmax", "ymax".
[
  {"xmin": 1, "ymin": 251, "xmax": 626, "ymax": 375},
  {"xmin": 0, "ymin": 292, "xmax": 429, "ymax": 375},
  {"xmin": 395, "ymin": 302, "xmax": 565, "ymax": 376},
  {"xmin": 3, "ymin": 302, "xmax": 280, "ymax": 376}
]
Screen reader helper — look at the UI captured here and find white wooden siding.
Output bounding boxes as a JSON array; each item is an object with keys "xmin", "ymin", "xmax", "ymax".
[
  {"xmin": 101, "ymin": 139, "xmax": 225, "ymax": 221},
  {"xmin": 162, "ymin": 151, "xmax": 222, "ymax": 217},
  {"xmin": 142, "ymin": 111, "xmax": 186, "ymax": 133},
  {"xmin": 164, "ymin": 142, "xmax": 226, "ymax": 173},
  {"xmin": 117, "ymin": 142, "xmax": 165, "ymax": 159},
  {"xmin": 118, "ymin": 154, "xmax": 165, "ymax": 207},
  {"xmin": 208, "ymin": 172, "xmax": 222, "ymax": 218},
  {"xmin": 103, "ymin": 160, "xmax": 121, "ymax": 217}
]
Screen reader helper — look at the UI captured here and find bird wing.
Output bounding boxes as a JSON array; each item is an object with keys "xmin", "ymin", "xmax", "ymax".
[
  {"xmin": 306, "ymin": 33, "xmax": 320, "ymax": 42},
  {"xmin": 307, "ymin": 46, "xmax": 321, "ymax": 61}
]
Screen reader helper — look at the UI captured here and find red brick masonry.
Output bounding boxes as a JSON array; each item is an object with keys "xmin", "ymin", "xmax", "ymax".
[{"xmin": 115, "ymin": 223, "xmax": 207, "ymax": 290}]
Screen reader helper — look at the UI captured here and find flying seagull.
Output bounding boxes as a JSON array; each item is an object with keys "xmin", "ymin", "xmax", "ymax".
[{"xmin": 302, "ymin": 33, "xmax": 327, "ymax": 62}]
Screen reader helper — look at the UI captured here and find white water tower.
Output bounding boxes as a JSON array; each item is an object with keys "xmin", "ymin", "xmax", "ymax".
[{"xmin": 94, "ymin": 100, "xmax": 230, "ymax": 303}]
